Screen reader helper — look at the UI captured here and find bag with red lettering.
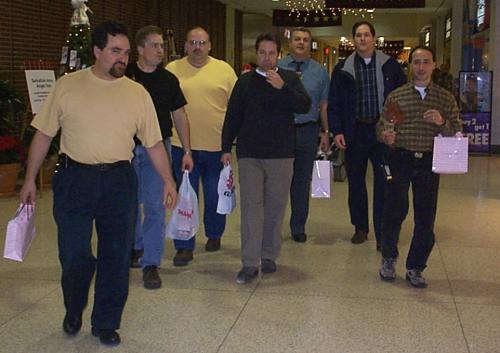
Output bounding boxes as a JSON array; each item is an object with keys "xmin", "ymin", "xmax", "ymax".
[
  {"xmin": 216, "ymin": 164, "xmax": 236, "ymax": 215},
  {"xmin": 165, "ymin": 170, "xmax": 199, "ymax": 240}
]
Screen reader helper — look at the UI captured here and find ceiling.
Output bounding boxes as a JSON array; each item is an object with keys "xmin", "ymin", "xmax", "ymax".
[
  {"xmin": 218, "ymin": 0, "xmax": 453, "ymax": 16},
  {"xmin": 220, "ymin": 0, "xmax": 454, "ymax": 48}
]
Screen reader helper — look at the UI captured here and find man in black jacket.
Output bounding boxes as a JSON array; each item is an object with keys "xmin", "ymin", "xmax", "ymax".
[
  {"xmin": 328, "ymin": 21, "xmax": 406, "ymax": 249},
  {"xmin": 221, "ymin": 33, "xmax": 311, "ymax": 284}
]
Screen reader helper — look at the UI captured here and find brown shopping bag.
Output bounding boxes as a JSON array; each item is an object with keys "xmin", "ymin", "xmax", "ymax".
[{"xmin": 3, "ymin": 204, "xmax": 36, "ymax": 262}]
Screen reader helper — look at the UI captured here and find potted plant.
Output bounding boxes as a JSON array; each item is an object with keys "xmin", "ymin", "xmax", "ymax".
[{"xmin": 0, "ymin": 79, "xmax": 28, "ymax": 196}]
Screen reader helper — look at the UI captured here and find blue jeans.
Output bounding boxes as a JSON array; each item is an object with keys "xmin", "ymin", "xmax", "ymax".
[
  {"xmin": 290, "ymin": 122, "xmax": 319, "ymax": 235},
  {"xmin": 381, "ymin": 149, "xmax": 439, "ymax": 271},
  {"xmin": 171, "ymin": 146, "xmax": 225, "ymax": 250},
  {"xmin": 345, "ymin": 121, "xmax": 386, "ymax": 242},
  {"xmin": 52, "ymin": 160, "xmax": 137, "ymax": 330},
  {"xmin": 132, "ymin": 139, "xmax": 171, "ymax": 268}
]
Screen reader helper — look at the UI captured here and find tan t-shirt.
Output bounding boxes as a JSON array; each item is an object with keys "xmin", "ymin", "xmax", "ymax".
[
  {"xmin": 166, "ymin": 57, "xmax": 237, "ymax": 151},
  {"xmin": 32, "ymin": 68, "xmax": 162, "ymax": 164}
]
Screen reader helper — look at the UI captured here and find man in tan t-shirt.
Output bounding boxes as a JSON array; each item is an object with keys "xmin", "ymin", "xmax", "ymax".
[{"xmin": 20, "ymin": 21, "xmax": 177, "ymax": 347}]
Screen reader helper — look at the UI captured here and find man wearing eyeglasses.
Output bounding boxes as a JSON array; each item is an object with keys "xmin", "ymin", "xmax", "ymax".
[
  {"xmin": 125, "ymin": 26, "xmax": 193, "ymax": 290},
  {"xmin": 166, "ymin": 27, "xmax": 237, "ymax": 266}
]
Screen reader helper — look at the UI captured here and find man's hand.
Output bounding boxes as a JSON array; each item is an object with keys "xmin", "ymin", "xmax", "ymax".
[
  {"xmin": 266, "ymin": 70, "xmax": 284, "ymax": 90},
  {"xmin": 163, "ymin": 182, "xmax": 177, "ymax": 209},
  {"xmin": 19, "ymin": 180, "xmax": 37, "ymax": 206},
  {"xmin": 319, "ymin": 132, "xmax": 330, "ymax": 152},
  {"xmin": 423, "ymin": 109, "xmax": 444, "ymax": 125},
  {"xmin": 221, "ymin": 153, "xmax": 232, "ymax": 166},
  {"xmin": 334, "ymin": 134, "xmax": 346, "ymax": 150},
  {"xmin": 381, "ymin": 130, "xmax": 396, "ymax": 145},
  {"xmin": 181, "ymin": 153, "xmax": 194, "ymax": 172}
]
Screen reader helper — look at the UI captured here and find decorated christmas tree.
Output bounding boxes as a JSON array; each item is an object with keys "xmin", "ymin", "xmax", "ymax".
[{"xmin": 59, "ymin": 0, "xmax": 93, "ymax": 76}]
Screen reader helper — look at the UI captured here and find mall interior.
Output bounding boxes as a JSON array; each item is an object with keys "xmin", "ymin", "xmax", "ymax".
[{"xmin": 1, "ymin": 0, "xmax": 500, "ymax": 352}]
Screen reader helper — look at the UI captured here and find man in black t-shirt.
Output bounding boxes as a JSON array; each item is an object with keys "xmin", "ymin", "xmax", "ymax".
[{"xmin": 125, "ymin": 25, "xmax": 193, "ymax": 290}]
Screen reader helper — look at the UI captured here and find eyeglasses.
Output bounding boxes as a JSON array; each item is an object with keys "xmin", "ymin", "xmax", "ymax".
[
  {"xmin": 188, "ymin": 40, "xmax": 208, "ymax": 47},
  {"xmin": 146, "ymin": 42, "xmax": 165, "ymax": 49}
]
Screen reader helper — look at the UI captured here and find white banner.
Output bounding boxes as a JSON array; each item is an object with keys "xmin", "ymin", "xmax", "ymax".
[{"xmin": 24, "ymin": 70, "xmax": 56, "ymax": 114}]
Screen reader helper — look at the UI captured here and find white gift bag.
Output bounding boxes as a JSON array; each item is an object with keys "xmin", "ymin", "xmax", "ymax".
[
  {"xmin": 216, "ymin": 164, "xmax": 236, "ymax": 215},
  {"xmin": 4, "ymin": 204, "xmax": 36, "ymax": 262},
  {"xmin": 165, "ymin": 171, "xmax": 199, "ymax": 240},
  {"xmin": 311, "ymin": 160, "xmax": 332, "ymax": 198},
  {"xmin": 432, "ymin": 135, "xmax": 468, "ymax": 174}
]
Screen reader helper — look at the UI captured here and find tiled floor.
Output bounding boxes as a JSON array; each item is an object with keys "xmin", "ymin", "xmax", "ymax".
[{"xmin": 1, "ymin": 155, "xmax": 500, "ymax": 353}]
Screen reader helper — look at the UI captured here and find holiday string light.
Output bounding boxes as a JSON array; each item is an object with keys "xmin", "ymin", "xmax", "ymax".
[{"xmin": 284, "ymin": 0, "xmax": 375, "ymax": 19}]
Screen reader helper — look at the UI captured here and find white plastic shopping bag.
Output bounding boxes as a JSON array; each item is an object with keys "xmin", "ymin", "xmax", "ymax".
[
  {"xmin": 311, "ymin": 160, "xmax": 332, "ymax": 198},
  {"xmin": 165, "ymin": 171, "xmax": 199, "ymax": 240},
  {"xmin": 216, "ymin": 164, "xmax": 236, "ymax": 215},
  {"xmin": 3, "ymin": 203, "xmax": 36, "ymax": 262},
  {"xmin": 432, "ymin": 135, "xmax": 468, "ymax": 174}
]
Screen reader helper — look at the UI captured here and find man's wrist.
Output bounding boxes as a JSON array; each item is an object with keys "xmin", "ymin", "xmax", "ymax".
[{"xmin": 183, "ymin": 149, "xmax": 191, "ymax": 155}]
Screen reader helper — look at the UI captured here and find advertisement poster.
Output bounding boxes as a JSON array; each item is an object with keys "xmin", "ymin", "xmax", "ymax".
[
  {"xmin": 459, "ymin": 71, "xmax": 492, "ymax": 112},
  {"xmin": 461, "ymin": 112, "xmax": 490, "ymax": 153}
]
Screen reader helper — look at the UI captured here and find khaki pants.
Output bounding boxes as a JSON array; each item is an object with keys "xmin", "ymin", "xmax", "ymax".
[{"xmin": 238, "ymin": 158, "xmax": 293, "ymax": 267}]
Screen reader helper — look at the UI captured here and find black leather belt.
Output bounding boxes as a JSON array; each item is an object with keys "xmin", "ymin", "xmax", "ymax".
[
  {"xmin": 393, "ymin": 148, "xmax": 431, "ymax": 159},
  {"xmin": 295, "ymin": 121, "xmax": 318, "ymax": 128},
  {"xmin": 356, "ymin": 117, "xmax": 378, "ymax": 124},
  {"xmin": 58, "ymin": 154, "xmax": 129, "ymax": 172}
]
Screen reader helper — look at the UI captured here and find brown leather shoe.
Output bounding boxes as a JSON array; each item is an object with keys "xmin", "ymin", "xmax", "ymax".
[
  {"xmin": 351, "ymin": 230, "xmax": 368, "ymax": 244},
  {"xmin": 130, "ymin": 249, "xmax": 143, "ymax": 268},
  {"xmin": 205, "ymin": 238, "xmax": 221, "ymax": 252},
  {"xmin": 173, "ymin": 249, "xmax": 193, "ymax": 267},
  {"xmin": 142, "ymin": 265, "xmax": 162, "ymax": 289}
]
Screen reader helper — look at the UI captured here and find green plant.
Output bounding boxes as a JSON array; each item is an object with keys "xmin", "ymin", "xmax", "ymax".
[{"xmin": 0, "ymin": 79, "xmax": 29, "ymax": 164}]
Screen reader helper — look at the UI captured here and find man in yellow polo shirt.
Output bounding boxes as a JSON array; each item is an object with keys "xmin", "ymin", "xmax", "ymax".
[
  {"xmin": 166, "ymin": 27, "xmax": 237, "ymax": 266},
  {"xmin": 20, "ymin": 21, "xmax": 177, "ymax": 347}
]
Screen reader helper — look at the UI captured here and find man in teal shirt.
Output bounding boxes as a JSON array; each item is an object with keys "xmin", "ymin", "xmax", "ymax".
[{"xmin": 278, "ymin": 27, "xmax": 330, "ymax": 243}]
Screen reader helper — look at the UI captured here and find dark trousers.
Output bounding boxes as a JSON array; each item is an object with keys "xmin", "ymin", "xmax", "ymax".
[
  {"xmin": 345, "ymin": 122, "xmax": 386, "ymax": 242},
  {"xmin": 171, "ymin": 146, "xmax": 226, "ymax": 250},
  {"xmin": 290, "ymin": 122, "xmax": 319, "ymax": 235},
  {"xmin": 52, "ymin": 162, "xmax": 137, "ymax": 330},
  {"xmin": 380, "ymin": 149, "xmax": 440, "ymax": 271}
]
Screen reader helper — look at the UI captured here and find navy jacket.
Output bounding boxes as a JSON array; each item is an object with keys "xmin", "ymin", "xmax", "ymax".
[{"xmin": 327, "ymin": 50, "xmax": 406, "ymax": 143}]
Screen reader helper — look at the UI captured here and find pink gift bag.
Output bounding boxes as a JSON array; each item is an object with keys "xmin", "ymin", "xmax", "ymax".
[{"xmin": 3, "ymin": 204, "xmax": 36, "ymax": 262}]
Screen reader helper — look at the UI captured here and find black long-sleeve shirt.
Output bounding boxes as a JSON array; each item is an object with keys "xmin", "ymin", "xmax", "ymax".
[{"xmin": 221, "ymin": 69, "xmax": 311, "ymax": 159}]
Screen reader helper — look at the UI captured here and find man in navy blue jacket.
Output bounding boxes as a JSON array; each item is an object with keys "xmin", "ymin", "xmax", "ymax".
[{"xmin": 328, "ymin": 21, "xmax": 406, "ymax": 249}]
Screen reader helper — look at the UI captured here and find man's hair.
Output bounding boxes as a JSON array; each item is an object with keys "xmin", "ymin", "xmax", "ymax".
[
  {"xmin": 136, "ymin": 25, "xmax": 162, "ymax": 47},
  {"xmin": 352, "ymin": 21, "xmax": 375, "ymax": 37},
  {"xmin": 290, "ymin": 27, "xmax": 312, "ymax": 39},
  {"xmin": 409, "ymin": 46, "xmax": 435, "ymax": 63},
  {"xmin": 186, "ymin": 27, "xmax": 211, "ymax": 41},
  {"xmin": 255, "ymin": 32, "xmax": 281, "ymax": 52},
  {"xmin": 91, "ymin": 20, "xmax": 128, "ymax": 50}
]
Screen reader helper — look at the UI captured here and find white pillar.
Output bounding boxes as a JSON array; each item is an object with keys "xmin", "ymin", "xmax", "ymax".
[
  {"xmin": 225, "ymin": 5, "xmax": 236, "ymax": 67},
  {"xmin": 450, "ymin": 0, "xmax": 464, "ymax": 77},
  {"xmin": 490, "ymin": 0, "xmax": 500, "ymax": 147}
]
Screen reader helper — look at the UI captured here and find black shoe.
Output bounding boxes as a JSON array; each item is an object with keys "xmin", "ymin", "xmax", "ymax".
[
  {"xmin": 62, "ymin": 313, "xmax": 82, "ymax": 336},
  {"xmin": 143, "ymin": 265, "xmax": 162, "ymax": 289},
  {"xmin": 92, "ymin": 327, "xmax": 121, "ymax": 346},
  {"xmin": 205, "ymin": 238, "xmax": 221, "ymax": 252},
  {"xmin": 130, "ymin": 249, "xmax": 143, "ymax": 268},
  {"xmin": 351, "ymin": 230, "xmax": 368, "ymax": 244},
  {"xmin": 173, "ymin": 249, "xmax": 193, "ymax": 267},
  {"xmin": 236, "ymin": 267, "xmax": 259, "ymax": 284},
  {"xmin": 261, "ymin": 259, "xmax": 277, "ymax": 274},
  {"xmin": 291, "ymin": 233, "xmax": 307, "ymax": 243}
]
